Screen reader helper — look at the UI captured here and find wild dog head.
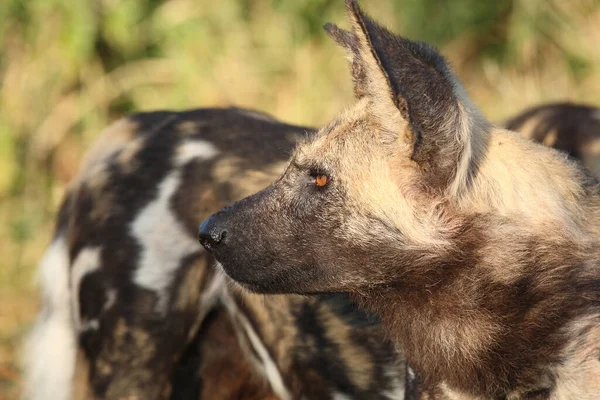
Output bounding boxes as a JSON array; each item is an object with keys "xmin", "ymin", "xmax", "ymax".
[{"xmin": 199, "ymin": 0, "xmax": 489, "ymax": 294}]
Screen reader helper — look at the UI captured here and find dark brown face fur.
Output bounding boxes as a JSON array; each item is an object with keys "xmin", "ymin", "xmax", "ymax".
[
  {"xmin": 199, "ymin": 116, "xmax": 411, "ymax": 294},
  {"xmin": 199, "ymin": 0, "xmax": 470, "ymax": 295}
]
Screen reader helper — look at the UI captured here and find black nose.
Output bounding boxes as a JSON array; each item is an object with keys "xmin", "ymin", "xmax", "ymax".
[{"xmin": 198, "ymin": 215, "xmax": 227, "ymax": 251}]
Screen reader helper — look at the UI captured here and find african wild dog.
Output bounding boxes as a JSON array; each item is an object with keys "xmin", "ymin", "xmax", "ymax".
[
  {"xmin": 24, "ymin": 107, "xmax": 406, "ymax": 400},
  {"xmin": 199, "ymin": 1, "xmax": 600, "ymax": 399},
  {"xmin": 505, "ymin": 103, "xmax": 600, "ymax": 178}
]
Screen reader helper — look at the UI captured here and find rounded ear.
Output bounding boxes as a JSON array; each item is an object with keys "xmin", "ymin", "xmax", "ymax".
[{"xmin": 325, "ymin": 0, "xmax": 486, "ymax": 192}]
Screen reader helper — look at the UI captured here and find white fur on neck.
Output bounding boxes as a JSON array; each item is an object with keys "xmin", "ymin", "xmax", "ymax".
[{"xmin": 24, "ymin": 237, "xmax": 76, "ymax": 400}]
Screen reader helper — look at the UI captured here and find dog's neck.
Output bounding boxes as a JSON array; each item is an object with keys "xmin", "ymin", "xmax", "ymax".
[{"xmin": 353, "ymin": 212, "xmax": 600, "ymax": 398}]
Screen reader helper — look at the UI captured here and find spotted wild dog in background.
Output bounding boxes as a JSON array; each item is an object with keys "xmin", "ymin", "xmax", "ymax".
[
  {"xmin": 24, "ymin": 107, "xmax": 406, "ymax": 400},
  {"xmin": 199, "ymin": 1, "xmax": 600, "ymax": 399},
  {"xmin": 505, "ymin": 102, "xmax": 600, "ymax": 178}
]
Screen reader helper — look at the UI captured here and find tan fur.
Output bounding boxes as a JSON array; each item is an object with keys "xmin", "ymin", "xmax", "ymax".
[
  {"xmin": 173, "ymin": 257, "xmax": 209, "ymax": 312},
  {"xmin": 72, "ymin": 349, "xmax": 92, "ymax": 400},
  {"xmin": 300, "ymin": 100, "xmax": 455, "ymax": 253},
  {"xmin": 320, "ymin": 306, "xmax": 374, "ymax": 391},
  {"xmin": 200, "ymin": 2, "xmax": 600, "ymax": 398},
  {"xmin": 551, "ymin": 317, "xmax": 600, "ymax": 399},
  {"xmin": 72, "ymin": 118, "xmax": 139, "ymax": 186},
  {"xmin": 314, "ymin": 10, "xmax": 600, "ymax": 396},
  {"xmin": 237, "ymin": 292, "xmax": 297, "ymax": 374},
  {"xmin": 504, "ymin": 103, "xmax": 600, "ymax": 180},
  {"xmin": 197, "ymin": 306, "xmax": 277, "ymax": 400},
  {"xmin": 457, "ymin": 128, "xmax": 590, "ymax": 235},
  {"xmin": 66, "ymin": 117, "xmax": 145, "ymax": 224},
  {"xmin": 177, "ymin": 120, "xmax": 204, "ymax": 135},
  {"xmin": 583, "ymin": 137, "xmax": 600, "ymax": 157},
  {"xmin": 513, "ymin": 112, "xmax": 549, "ymax": 141},
  {"xmin": 211, "ymin": 156, "xmax": 289, "ymax": 200},
  {"xmin": 333, "ymin": 90, "xmax": 600, "ymax": 398},
  {"xmin": 542, "ymin": 129, "xmax": 558, "ymax": 147}
]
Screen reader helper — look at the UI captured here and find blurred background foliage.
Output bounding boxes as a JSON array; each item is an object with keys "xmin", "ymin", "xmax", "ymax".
[{"xmin": 0, "ymin": 0, "xmax": 599, "ymax": 397}]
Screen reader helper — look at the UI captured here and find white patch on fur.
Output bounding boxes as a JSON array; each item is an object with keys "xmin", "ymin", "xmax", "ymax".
[
  {"xmin": 447, "ymin": 93, "xmax": 490, "ymax": 199},
  {"xmin": 70, "ymin": 247, "xmax": 101, "ymax": 329},
  {"xmin": 176, "ymin": 140, "xmax": 219, "ymax": 166},
  {"xmin": 236, "ymin": 312, "xmax": 292, "ymax": 400},
  {"xmin": 382, "ymin": 365, "xmax": 406, "ymax": 400},
  {"xmin": 332, "ymin": 393, "xmax": 353, "ymax": 400},
  {"xmin": 438, "ymin": 382, "xmax": 480, "ymax": 400},
  {"xmin": 186, "ymin": 272, "xmax": 227, "ymax": 342},
  {"xmin": 198, "ymin": 272, "xmax": 226, "ymax": 317},
  {"xmin": 79, "ymin": 319, "xmax": 100, "ymax": 332},
  {"xmin": 221, "ymin": 287, "xmax": 292, "ymax": 400},
  {"xmin": 132, "ymin": 140, "xmax": 218, "ymax": 312},
  {"xmin": 550, "ymin": 315, "xmax": 600, "ymax": 399},
  {"xmin": 509, "ymin": 111, "xmax": 548, "ymax": 140},
  {"xmin": 542, "ymin": 129, "xmax": 558, "ymax": 147},
  {"xmin": 447, "ymin": 105, "xmax": 474, "ymax": 197},
  {"xmin": 407, "ymin": 365, "xmax": 415, "ymax": 380},
  {"xmin": 131, "ymin": 172, "xmax": 200, "ymax": 311},
  {"xmin": 104, "ymin": 288, "xmax": 117, "ymax": 311},
  {"xmin": 24, "ymin": 237, "xmax": 76, "ymax": 400},
  {"xmin": 236, "ymin": 108, "xmax": 277, "ymax": 122}
]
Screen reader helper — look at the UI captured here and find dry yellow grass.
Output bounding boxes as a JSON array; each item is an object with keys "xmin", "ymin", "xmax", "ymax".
[{"xmin": 0, "ymin": 1, "xmax": 599, "ymax": 398}]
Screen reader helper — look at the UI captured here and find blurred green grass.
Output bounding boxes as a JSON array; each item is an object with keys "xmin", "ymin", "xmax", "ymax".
[{"xmin": 0, "ymin": 0, "xmax": 599, "ymax": 398}]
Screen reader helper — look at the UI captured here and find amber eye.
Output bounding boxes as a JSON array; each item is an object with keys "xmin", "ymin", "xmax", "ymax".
[{"xmin": 315, "ymin": 174, "xmax": 329, "ymax": 187}]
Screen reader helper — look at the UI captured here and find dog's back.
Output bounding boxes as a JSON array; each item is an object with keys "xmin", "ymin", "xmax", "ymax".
[{"xmin": 24, "ymin": 107, "xmax": 405, "ymax": 400}]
